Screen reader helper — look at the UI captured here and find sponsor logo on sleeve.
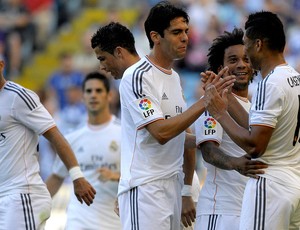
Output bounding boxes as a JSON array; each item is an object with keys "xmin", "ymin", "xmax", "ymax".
[
  {"xmin": 204, "ymin": 117, "xmax": 217, "ymax": 135},
  {"xmin": 139, "ymin": 98, "xmax": 155, "ymax": 118}
]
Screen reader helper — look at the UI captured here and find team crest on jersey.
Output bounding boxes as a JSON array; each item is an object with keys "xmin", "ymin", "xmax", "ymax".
[
  {"xmin": 204, "ymin": 117, "xmax": 217, "ymax": 135},
  {"xmin": 109, "ymin": 141, "xmax": 119, "ymax": 152},
  {"xmin": 138, "ymin": 98, "xmax": 155, "ymax": 118}
]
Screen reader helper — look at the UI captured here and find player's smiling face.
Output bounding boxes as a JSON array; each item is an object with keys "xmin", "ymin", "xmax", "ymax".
[
  {"xmin": 83, "ymin": 79, "xmax": 110, "ymax": 113},
  {"xmin": 223, "ymin": 44, "xmax": 253, "ymax": 91}
]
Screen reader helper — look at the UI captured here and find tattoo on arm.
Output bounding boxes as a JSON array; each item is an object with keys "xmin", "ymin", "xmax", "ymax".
[{"xmin": 200, "ymin": 142, "xmax": 234, "ymax": 170}]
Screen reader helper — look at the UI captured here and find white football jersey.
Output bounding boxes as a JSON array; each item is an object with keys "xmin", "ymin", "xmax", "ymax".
[
  {"xmin": 195, "ymin": 96, "xmax": 251, "ymax": 215},
  {"xmin": 53, "ymin": 116, "xmax": 121, "ymax": 229},
  {"xmin": 0, "ymin": 81, "xmax": 55, "ymax": 196},
  {"xmin": 250, "ymin": 64, "xmax": 300, "ymax": 189},
  {"xmin": 118, "ymin": 56, "xmax": 187, "ymax": 195}
]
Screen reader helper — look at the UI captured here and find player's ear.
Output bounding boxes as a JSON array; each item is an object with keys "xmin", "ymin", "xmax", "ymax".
[
  {"xmin": 114, "ymin": 47, "xmax": 123, "ymax": 58},
  {"xmin": 256, "ymin": 39, "xmax": 263, "ymax": 52},
  {"xmin": 150, "ymin": 31, "xmax": 160, "ymax": 45}
]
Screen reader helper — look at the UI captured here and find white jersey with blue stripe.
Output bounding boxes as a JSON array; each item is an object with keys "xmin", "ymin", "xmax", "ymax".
[
  {"xmin": 195, "ymin": 95, "xmax": 251, "ymax": 216},
  {"xmin": 118, "ymin": 56, "xmax": 187, "ymax": 195},
  {"xmin": 0, "ymin": 81, "xmax": 55, "ymax": 196},
  {"xmin": 250, "ymin": 64, "xmax": 300, "ymax": 189}
]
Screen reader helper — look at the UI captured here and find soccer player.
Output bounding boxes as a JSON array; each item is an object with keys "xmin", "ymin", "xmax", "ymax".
[
  {"xmin": 194, "ymin": 28, "xmax": 267, "ymax": 230},
  {"xmin": 91, "ymin": 21, "xmax": 200, "ymax": 229},
  {"xmin": 46, "ymin": 72, "xmax": 122, "ymax": 229},
  {"xmin": 91, "ymin": 2, "xmax": 235, "ymax": 229},
  {"xmin": 0, "ymin": 59, "xmax": 96, "ymax": 230},
  {"xmin": 204, "ymin": 11, "xmax": 300, "ymax": 229}
]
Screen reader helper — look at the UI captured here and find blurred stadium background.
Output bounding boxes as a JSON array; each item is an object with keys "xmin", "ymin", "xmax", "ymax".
[{"xmin": 1, "ymin": 0, "xmax": 299, "ymax": 229}]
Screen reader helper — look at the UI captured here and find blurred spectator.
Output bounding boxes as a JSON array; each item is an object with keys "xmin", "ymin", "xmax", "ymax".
[
  {"xmin": 131, "ymin": 11, "xmax": 150, "ymax": 57},
  {"xmin": 0, "ymin": 0, "xmax": 36, "ymax": 79},
  {"xmin": 54, "ymin": 85, "xmax": 87, "ymax": 134},
  {"xmin": 24, "ymin": 0, "xmax": 56, "ymax": 50},
  {"xmin": 54, "ymin": 0, "xmax": 83, "ymax": 27},
  {"xmin": 244, "ymin": 0, "xmax": 265, "ymax": 12},
  {"xmin": 46, "ymin": 51, "xmax": 84, "ymax": 110},
  {"xmin": 181, "ymin": 0, "xmax": 221, "ymax": 72},
  {"xmin": 73, "ymin": 27, "xmax": 100, "ymax": 74},
  {"xmin": 217, "ymin": 0, "xmax": 246, "ymax": 30},
  {"xmin": 96, "ymin": 0, "xmax": 140, "ymax": 9}
]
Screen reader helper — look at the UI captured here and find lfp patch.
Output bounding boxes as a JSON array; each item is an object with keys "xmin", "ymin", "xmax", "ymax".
[
  {"xmin": 204, "ymin": 117, "xmax": 217, "ymax": 135},
  {"xmin": 204, "ymin": 117, "xmax": 216, "ymax": 128},
  {"xmin": 139, "ymin": 99, "xmax": 152, "ymax": 110},
  {"xmin": 138, "ymin": 98, "xmax": 155, "ymax": 118}
]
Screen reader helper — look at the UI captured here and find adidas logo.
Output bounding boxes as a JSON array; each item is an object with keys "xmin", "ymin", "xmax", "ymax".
[{"xmin": 162, "ymin": 92, "xmax": 168, "ymax": 100}]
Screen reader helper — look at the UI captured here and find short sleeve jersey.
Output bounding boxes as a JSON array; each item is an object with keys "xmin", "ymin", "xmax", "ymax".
[
  {"xmin": 0, "ymin": 81, "xmax": 55, "ymax": 196},
  {"xmin": 118, "ymin": 56, "xmax": 187, "ymax": 195},
  {"xmin": 52, "ymin": 116, "xmax": 121, "ymax": 229},
  {"xmin": 250, "ymin": 65, "xmax": 300, "ymax": 189},
  {"xmin": 195, "ymin": 96, "xmax": 251, "ymax": 215}
]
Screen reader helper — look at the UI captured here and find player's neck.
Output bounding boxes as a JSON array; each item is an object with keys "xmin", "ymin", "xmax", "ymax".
[
  {"xmin": 261, "ymin": 53, "xmax": 286, "ymax": 78},
  {"xmin": 232, "ymin": 88, "xmax": 248, "ymax": 98},
  {"xmin": 148, "ymin": 51, "xmax": 173, "ymax": 70},
  {"xmin": 88, "ymin": 111, "xmax": 112, "ymax": 126},
  {"xmin": 126, "ymin": 54, "xmax": 141, "ymax": 68}
]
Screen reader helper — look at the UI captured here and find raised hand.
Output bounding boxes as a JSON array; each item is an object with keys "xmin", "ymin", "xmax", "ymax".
[
  {"xmin": 201, "ymin": 66, "xmax": 236, "ymax": 94},
  {"xmin": 204, "ymin": 84, "xmax": 229, "ymax": 120}
]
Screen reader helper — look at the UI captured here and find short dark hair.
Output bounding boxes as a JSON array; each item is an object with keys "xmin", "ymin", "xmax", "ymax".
[
  {"xmin": 144, "ymin": 1, "xmax": 189, "ymax": 49},
  {"xmin": 207, "ymin": 28, "xmax": 244, "ymax": 73},
  {"xmin": 245, "ymin": 11, "xmax": 285, "ymax": 52},
  {"xmin": 82, "ymin": 72, "xmax": 110, "ymax": 92},
  {"xmin": 91, "ymin": 22, "xmax": 138, "ymax": 55}
]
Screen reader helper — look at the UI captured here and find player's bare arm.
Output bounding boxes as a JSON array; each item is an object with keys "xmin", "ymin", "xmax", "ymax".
[
  {"xmin": 185, "ymin": 132, "xmax": 196, "ymax": 149},
  {"xmin": 200, "ymin": 141, "xmax": 268, "ymax": 179},
  {"xmin": 204, "ymin": 85, "xmax": 274, "ymax": 158},
  {"xmin": 146, "ymin": 73, "xmax": 236, "ymax": 145},
  {"xmin": 46, "ymin": 174, "xmax": 64, "ymax": 197},
  {"xmin": 227, "ymin": 93, "xmax": 249, "ymax": 129},
  {"xmin": 201, "ymin": 66, "xmax": 250, "ymax": 128}
]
